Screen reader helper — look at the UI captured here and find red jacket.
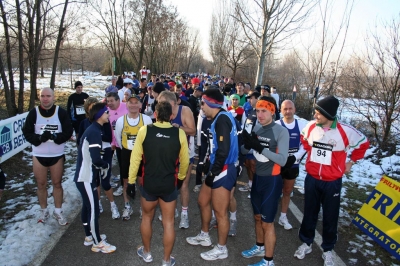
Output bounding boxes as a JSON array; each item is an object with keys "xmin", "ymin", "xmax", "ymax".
[{"xmin": 301, "ymin": 119, "xmax": 370, "ymax": 181}]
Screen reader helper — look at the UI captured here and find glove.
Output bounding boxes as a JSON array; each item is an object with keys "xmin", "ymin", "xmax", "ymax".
[
  {"xmin": 249, "ymin": 132, "xmax": 264, "ymax": 154},
  {"xmin": 99, "ymin": 164, "xmax": 109, "ymax": 179},
  {"xmin": 242, "ymin": 130, "xmax": 252, "ymax": 150},
  {"xmin": 281, "ymin": 155, "xmax": 296, "ymax": 173},
  {"xmin": 177, "ymin": 179, "xmax": 184, "ymax": 190},
  {"xmin": 204, "ymin": 172, "xmax": 215, "ymax": 187},
  {"xmin": 127, "ymin": 183, "xmax": 136, "ymax": 199},
  {"xmin": 40, "ymin": 130, "xmax": 52, "ymax": 142}
]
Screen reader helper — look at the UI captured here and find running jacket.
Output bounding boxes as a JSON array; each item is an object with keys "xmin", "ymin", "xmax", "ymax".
[{"xmin": 301, "ymin": 119, "xmax": 370, "ymax": 181}]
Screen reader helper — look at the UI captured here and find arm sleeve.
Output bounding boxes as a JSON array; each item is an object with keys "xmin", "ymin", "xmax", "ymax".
[
  {"xmin": 177, "ymin": 129, "xmax": 189, "ymax": 180},
  {"xmin": 102, "ymin": 122, "xmax": 113, "ymax": 143},
  {"xmin": 261, "ymin": 126, "xmax": 289, "ymax": 166},
  {"xmin": 345, "ymin": 125, "xmax": 370, "ymax": 161},
  {"xmin": 210, "ymin": 115, "xmax": 232, "ymax": 176},
  {"xmin": 22, "ymin": 109, "xmax": 42, "ymax": 146},
  {"xmin": 114, "ymin": 116, "xmax": 124, "ymax": 149},
  {"xmin": 196, "ymin": 111, "xmax": 204, "ymax": 146},
  {"xmin": 54, "ymin": 108, "xmax": 73, "ymax": 144},
  {"xmin": 128, "ymin": 126, "xmax": 146, "ymax": 184}
]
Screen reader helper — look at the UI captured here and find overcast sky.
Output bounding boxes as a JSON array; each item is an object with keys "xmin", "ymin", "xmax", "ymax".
[{"xmin": 167, "ymin": 0, "xmax": 399, "ymax": 60}]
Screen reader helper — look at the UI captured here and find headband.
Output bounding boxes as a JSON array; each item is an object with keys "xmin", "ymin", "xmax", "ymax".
[
  {"xmin": 256, "ymin": 100, "xmax": 275, "ymax": 114},
  {"xmin": 93, "ymin": 106, "xmax": 108, "ymax": 121},
  {"xmin": 202, "ymin": 96, "xmax": 223, "ymax": 108}
]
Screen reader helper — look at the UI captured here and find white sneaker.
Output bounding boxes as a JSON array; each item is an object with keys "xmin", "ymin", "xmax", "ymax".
[
  {"xmin": 111, "ymin": 205, "xmax": 120, "ymax": 219},
  {"xmin": 53, "ymin": 211, "xmax": 68, "ymax": 225},
  {"xmin": 122, "ymin": 207, "xmax": 133, "ymax": 220},
  {"xmin": 113, "ymin": 186, "xmax": 123, "ymax": 196},
  {"xmin": 37, "ymin": 209, "xmax": 50, "ymax": 223},
  {"xmin": 322, "ymin": 251, "xmax": 335, "ymax": 266},
  {"xmin": 186, "ymin": 233, "xmax": 212, "ymax": 246},
  {"xmin": 99, "ymin": 201, "xmax": 104, "ymax": 214},
  {"xmin": 200, "ymin": 245, "xmax": 228, "ymax": 261},
  {"xmin": 248, "ymin": 193, "xmax": 251, "ymax": 199},
  {"xmin": 137, "ymin": 246, "xmax": 153, "ymax": 262},
  {"xmin": 294, "ymin": 243, "xmax": 312, "ymax": 259},
  {"xmin": 91, "ymin": 240, "xmax": 116, "ymax": 253},
  {"xmin": 193, "ymin": 185, "xmax": 201, "ymax": 193},
  {"xmin": 179, "ymin": 213, "xmax": 189, "ymax": 229},
  {"xmin": 84, "ymin": 234, "xmax": 106, "ymax": 246},
  {"xmin": 278, "ymin": 215, "xmax": 293, "ymax": 230},
  {"xmin": 238, "ymin": 184, "xmax": 251, "ymax": 192}
]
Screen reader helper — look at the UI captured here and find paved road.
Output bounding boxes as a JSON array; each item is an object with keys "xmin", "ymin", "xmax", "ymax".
[{"xmin": 32, "ymin": 161, "xmax": 367, "ymax": 266}]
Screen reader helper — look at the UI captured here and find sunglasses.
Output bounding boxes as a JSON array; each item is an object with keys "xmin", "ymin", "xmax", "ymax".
[{"xmin": 105, "ymin": 110, "xmax": 109, "ymax": 114}]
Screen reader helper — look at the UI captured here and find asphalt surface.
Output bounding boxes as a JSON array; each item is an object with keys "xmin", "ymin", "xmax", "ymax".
[{"xmin": 33, "ymin": 160, "xmax": 368, "ymax": 266}]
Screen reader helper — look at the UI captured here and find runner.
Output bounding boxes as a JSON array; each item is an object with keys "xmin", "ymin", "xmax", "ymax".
[
  {"xmin": 157, "ymin": 91, "xmax": 196, "ymax": 229},
  {"xmin": 22, "ymin": 88, "xmax": 73, "ymax": 225},
  {"xmin": 294, "ymin": 96, "xmax": 369, "ymax": 266},
  {"xmin": 74, "ymin": 102, "xmax": 116, "ymax": 254},
  {"xmin": 275, "ymin": 100, "xmax": 307, "ymax": 230},
  {"xmin": 186, "ymin": 88, "xmax": 238, "ymax": 261},
  {"xmin": 128, "ymin": 101, "xmax": 189, "ymax": 266},
  {"xmin": 67, "ymin": 81, "xmax": 89, "ymax": 139},
  {"xmin": 114, "ymin": 94, "xmax": 152, "ymax": 220},
  {"xmin": 240, "ymin": 96, "xmax": 289, "ymax": 266}
]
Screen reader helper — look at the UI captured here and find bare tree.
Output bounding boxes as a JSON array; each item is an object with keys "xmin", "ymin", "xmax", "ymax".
[
  {"xmin": 341, "ymin": 16, "xmax": 400, "ymax": 154},
  {"xmin": 234, "ymin": 0, "xmax": 316, "ymax": 86}
]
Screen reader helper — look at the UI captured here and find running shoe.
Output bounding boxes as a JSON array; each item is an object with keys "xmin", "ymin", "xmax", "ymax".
[
  {"xmin": 122, "ymin": 207, "xmax": 133, "ymax": 221},
  {"xmin": 209, "ymin": 217, "xmax": 217, "ymax": 230},
  {"xmin": 53, "ymin": 211, "xmax": 68, "ymax": 225},
  {"xmin": 193, "ymin": 185, "xmax": 201, "ymax": 193},
  {"xmin": 238, "ymin": 184, "xmax": 251, "ymax": 192},
  {"xmin": 186, "ymin": 233, "xmax": 212, "ymax": 246},
  {"xmin": 179, "ymin": 213, "xmax": 189, "ymax": 229},
  {"xmin": 91, "ymin": 240, "xmax": 116, "ymax": 253},
  {"xmin": 322, "ymin": 251, "xmax": 335, "ymax": 266},
  {"xmin": 110, "ymin": 182, "xmax": 118, "ymax": 189},
  {"xmin": 113, "ymin": 186, "xmax": 123, "ymax": 196},
  {"xmin": 278, "ymin": 215, "xmax": 293, "ymax": 230},
  {"xmin": 84, "ymin": 234, "xmax": 106, "ymax": 246},
  {"xmin": 241, "ymin": 245, "xmax": 265, "ymax": 258},
  {"xmin": 37, "ymin": 209, "xmax": 49, "ymax": 223},
  {"xmin": 248, "ymin": 259, "xmax": 275, "ymax": 266},
  {"xmin": 161, "ymin": 256, "xmax": 176, "ymax": 266},
  {"xmin": 200, "ymin": 245, "xmax": 228, "ymax": 261},
  {"xmin": 112, "ymin": 175, "xmax": 120, "ymax": 183},
  {"xmin": 137, "ymin": 246, "xmax": 153, "ymax": 262},
  {"xmin": 294, "ymin": 243, "xmax": 312, "ymax": 259},
  {"xmin": 228, "ymin": 219, "xmax": 237, "ymax": 236},
  {"xmin": 111, "ymin": 205, "xmax": 120, "ymax": 219},
  {"xmin": 248, "ymin": 193, "xmax": 251, "ymax": 199}
]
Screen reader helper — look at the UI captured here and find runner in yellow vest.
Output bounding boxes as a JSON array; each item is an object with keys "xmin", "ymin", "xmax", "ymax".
[{"xmin": 115, "ymin": 94, "xmax": 152, "ymax": 220}]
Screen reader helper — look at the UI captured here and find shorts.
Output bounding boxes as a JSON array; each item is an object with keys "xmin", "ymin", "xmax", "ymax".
[
  {"xmin": 121, "ymin": 148, "xmax": 142, "ymax": 179},
  {"xmin": 35, "ymin": 155, "xmax": 64, "ymax": 167},
  {"xmin": 251, "ymin": 174, "xmax": 283, "ymax": 223},
  {"xmin": 211, "ymin": 163, "xmax": 236, "ymax": 191},
  {"xmin": 139, "ymin": 185, "xmax": 178, "ymax": 202},
  {"xmin": 281, "ymin": 167, "xmax": 299, "ymax": 180}
]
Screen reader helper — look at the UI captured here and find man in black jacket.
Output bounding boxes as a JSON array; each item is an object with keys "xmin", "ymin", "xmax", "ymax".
[{"xmin": 188, "ymin": 87, "xmax": 202, "ymax": 126}]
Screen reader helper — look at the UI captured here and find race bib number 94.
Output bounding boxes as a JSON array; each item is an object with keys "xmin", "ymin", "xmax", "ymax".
[{"xmin": 310, "ymin": 142, "xmax": 333, "ymax": 165}]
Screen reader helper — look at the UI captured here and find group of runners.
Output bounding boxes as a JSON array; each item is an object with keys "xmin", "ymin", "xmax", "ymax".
[{"xmin": 21, "ymin": 72, "xmax": 370, "ymax": 266}]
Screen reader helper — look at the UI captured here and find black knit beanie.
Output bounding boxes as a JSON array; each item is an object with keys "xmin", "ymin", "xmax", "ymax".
[
  {"xmin": 315, "ymin": 96, "xmax": 339, "ymax": 121},
  {"xmin": 74, "ymin": 81, "xmax": 83, "ymax": 89}
]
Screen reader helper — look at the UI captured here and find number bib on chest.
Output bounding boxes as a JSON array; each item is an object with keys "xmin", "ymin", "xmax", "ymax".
[
  {"xmin": 126, "ymin": 134, "xmax": 137, "ymax": 150},
  {"xmin": 75, "ymin": 105, "xmax": 85, "ymax": 115},
  {"xmin": 310, "ymin": 142, "xmax": 333, "ymax": 165}
]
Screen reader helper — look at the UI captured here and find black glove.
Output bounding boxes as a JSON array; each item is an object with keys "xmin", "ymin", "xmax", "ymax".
[
  {"xmin": 204, "ymin": 172, "xmax": 215, "ymax": 187},
  {"xmin": 127, "ymin": 183, "xmax": 136, "ymax": 199},
  {"xmin": 40, "ymin": 130, "xmax": 52, "ymax": 142},
  {"xmin": 242, "ymin": 130, "xmax": 252, "ymax": 150},
  {"xmin": 281, "ymin": 155, "xmax": 296, "ymax": 173},
  {"xmin": 177, "ymin": 179, "xmax": 184, "ymax": 190},
  {"xmin": 249, "ymin": 132, "xmax": 264, "ymax": 154}
]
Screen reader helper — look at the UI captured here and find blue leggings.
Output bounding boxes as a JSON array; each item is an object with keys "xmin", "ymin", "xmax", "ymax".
[{"xmin": 75, "ymin": 181, "xmax": 101, "ymax": 244}]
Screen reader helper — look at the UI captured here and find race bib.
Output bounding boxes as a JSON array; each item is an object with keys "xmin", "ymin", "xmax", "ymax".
[
  {"xmin": 253, "ymin": 141, "xmax": 270, "ymax": 162},
  {"xmin": 310, "ymin": 142, "xmax": 333, "ymax": 165},
  {"xmin": 75, "ymin": 105, "xmax": 85, "ymax": 115},
  {"xmin": 289, "ymin": 147, "xmax": 299, "ymax": 156},
  {"xmin": 39, "ymin": 124, "xmax": 59, "ymax": 134},
  {"xmin": 126, "ymin": 135, "xmax": 136, "ymax": 150}
]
